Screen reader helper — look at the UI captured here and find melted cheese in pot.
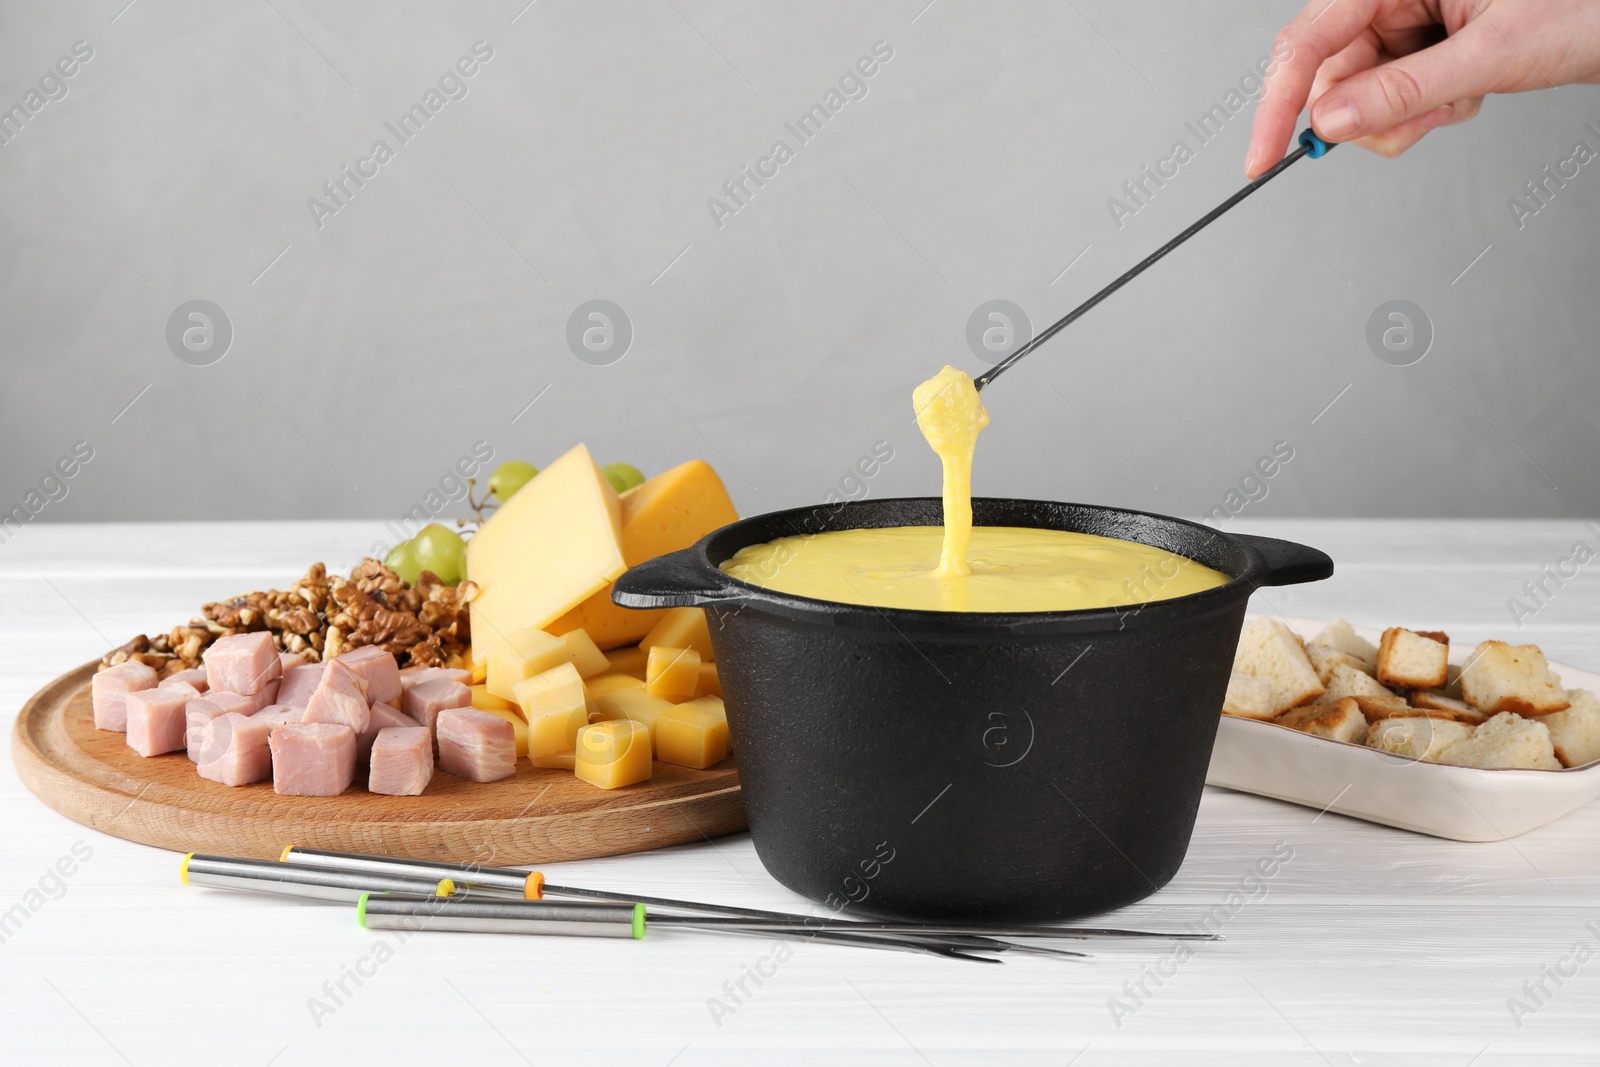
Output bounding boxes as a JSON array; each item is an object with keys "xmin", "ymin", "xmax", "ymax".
[
  {"xmin": 720, "ymin": 525, "xmax": 1228, "ymax": 613},
  {"xmin": 718, "ymin": 364, "xmax": 1229, "ymax": 612}
]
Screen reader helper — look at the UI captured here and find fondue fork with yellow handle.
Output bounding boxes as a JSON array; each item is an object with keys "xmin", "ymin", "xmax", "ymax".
[{"xmin": 284, "ymin": 846, "xmax": 1204, "ymax": 947}]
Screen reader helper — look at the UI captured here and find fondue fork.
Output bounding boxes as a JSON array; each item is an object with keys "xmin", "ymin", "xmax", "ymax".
[
  {"xmin": 280, "ymin": 847, "xmax": 1017, "ymax": 960},
  {"xmin": 284, "ymin": 846, "xmax": 1201, "ymax": 946},
  {"xmin": 974, "ymin": 128, "xmax": 1336, "ymax": 392},
  {"xmin": 359, "ymin": 896, "xmax": 1091, "ymax": 961}
]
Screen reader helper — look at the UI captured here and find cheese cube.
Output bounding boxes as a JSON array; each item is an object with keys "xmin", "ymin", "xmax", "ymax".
[
  {"xmin": 514, "ymin": 663, "xmax": 587, "ymax": 717},
  {"xmin": 587, "ymin": 673, "xmax": 645, "ymax": 698},
  {"xmin": 655, "ymin": 703, "xmax": 731, "ymax": 769},
  {"xmin": 695, "ymin": 662, "xmax": 721, "ymax": 699},
  {"xmin": 594, "ymin": 686, "xmax": 678, "ymax": 740},
  {"xmin": 515, "ymin": 664, "xmax": 589, "ymax": 759},
  {"xmin": 641, "ymin": 608, "xmax": 715, "ymax": 662},
  {"xmin": 603, "ymin": 646, "xmax": 648, "ymax": 679},
  {"xmin": 531, "ymin": 750, "xmax": 576, "ymax": 770},
  {"xmin": 680, "ymin": 695, "xmax": 726, "ymax": 722},
  {"xmin": 473, "ymin": 705, "xmax": 529, "ymax": 757},
  {"xmin": 468, "ymin": 444, "xmax": 626, "ymax": 667},
  {"xmin": 470, "ymin": 684, "xmax": 518, "ymax": 714},
  {"xmin": 487, "ymin": 627, "xmax": 570, "ymax": 703},
  {"xmin": 548, "ymin": 460, "xmax": 739, "ymax": 649},
  {"xmin": 645, "ymin": 646, "xmax": 701, "ymax": 702},
  {"xmin": 559, "ymin": 628, "xmax": 610, "ymax": 679},
  {"xmin": 575, "ymin": 721, "xmax": 652, "ymax": 789}
]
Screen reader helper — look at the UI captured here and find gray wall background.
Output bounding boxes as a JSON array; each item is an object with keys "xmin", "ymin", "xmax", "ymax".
[{"xmin": 2, "ymin": 0, "xmax": 1597, "ymax": 532}]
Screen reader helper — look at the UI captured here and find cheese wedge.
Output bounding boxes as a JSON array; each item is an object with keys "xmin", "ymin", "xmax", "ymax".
[
  {"xmin": 548, "ymin": 460, "xmax": 738, "ymax": 650},
  {"xmin": 468, "ymin": 444, "xmax": 625, "ymax": 667}
]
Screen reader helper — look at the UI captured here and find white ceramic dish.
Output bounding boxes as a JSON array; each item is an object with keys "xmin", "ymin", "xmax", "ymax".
[{"xmin": 1205, "ymin": 616, "xmax": 1600, "ymax": 841}]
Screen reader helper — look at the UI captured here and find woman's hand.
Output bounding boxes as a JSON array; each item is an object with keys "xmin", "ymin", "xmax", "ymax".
[{"xmin": 1246, "ymin": 0, "xmax": 1600, "ymax": 178}]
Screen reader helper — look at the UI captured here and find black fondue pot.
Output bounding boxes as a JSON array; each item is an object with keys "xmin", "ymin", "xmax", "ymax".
[{"xmin": 613, "ymin": 497, "xmax": 1332, "ymax": 922}]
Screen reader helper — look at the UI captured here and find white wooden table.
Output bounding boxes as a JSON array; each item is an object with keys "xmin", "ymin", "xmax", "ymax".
[{"xmin": 2, "ymin": 519, "xmax": 1597, "ymax": 1066}]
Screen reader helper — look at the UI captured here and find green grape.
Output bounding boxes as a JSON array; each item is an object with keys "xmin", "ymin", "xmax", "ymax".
[
  {"xmin": 488, "ymin": 460, "xmax": 538, "ymax": 503},
  {"xmin": 384, "ymin": 539, "xmax": 424, "ymax": 586},
  {"xmin": 413, "ymin": 523, "xmax": 467, "ymax": 585},
  {"xmin": 602, "ymin": 463, "xmax": 645, "ymax": 494}
]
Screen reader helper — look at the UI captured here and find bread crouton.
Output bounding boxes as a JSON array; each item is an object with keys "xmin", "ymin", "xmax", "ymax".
[
  {"xmin": 1221, "ymin": 672, "xmax": 1275, "ymax": 720},
  {"xmin": 1312, "ymin": 616, "xmax": 1377, "ymax": 661},
  {"xmin": 1275, "ymin": 697, "xmax": 1367, "ymax": 744},
  {"xmin": 1435, "ymin": 712, "xmax": 1562, "ymax": 771},
  {"xmin": 1306, "ymin": 642, "xmax": 1376, "ymax": 685},
  {"xmin": 1541, "ymin": 689, "xmax": 1600, "ymax": 768},
  {"xmin": 1442, "ymin": 662, "xmax": 1464, "ymax": 700},
  {"xmin": 1376, "ymin": 628, "xmax": 1450, "ymax": 690},
  {"xmin": 1231, "ymin": 619, "xmax": 1324, "ymax": 715},
  {"xmin": 1459, "ymin": 641, "xmax": 1570, "ymax": 716},
  {"xmin": 1323, "ymin": 663, "xmax": 1394, "ymax": 704},
  {"xmin": 1353, "ymin": 695, "xmax": 1429, "ymax": 719},
  {"xmin": 1409, "ymin": 690, "xmax": 1489, "ymax": 726},
  {"xmin": 1365, "ymin": 716, "xmax": 1474, "ymax": 762}
]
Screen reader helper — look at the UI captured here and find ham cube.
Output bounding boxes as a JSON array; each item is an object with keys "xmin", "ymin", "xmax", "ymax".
[
  {"xmin": 357, "ymin": 702, "xmax": 421, "ymax": 761},
  {"xmin": 437, "ymin": 708, "xmax": 517, "ymax": 782},
  {"xmin": 161, "ymin": 667, "xmax": 209, "ymax": 693},
  {"xmin": 279, "ymin": 651, "xmax": 309, "ymax": 673},
  {"xmin": 304, "ymin": 661, "xmax": 371, "ymax": 733},
  {"xmin": 368, "ymin": 727, "xmax": 434, "ymax": 796},
  {"xmin": 186, "ymin": 691, "xmax": 260, "ymax": 761},
  {"xmin": 269, "ymin": 723, "xmax": 356, "ymax": 796},
  {"xmin": 196, "ymin": 713, "xmax": 275, "ymax": 786},
  {"xmin": 202, "ymin": 632, "xmax": 282, "ymax": 696},
  {"xmin": 277, "ymin": 664, "xmax": 326, "ymax": 708},
  {"xmin": 205, "ymin": 686, "xmax": 280, "ymax": 718},
  {"xmin": 92, "ymin": 661, "xmax": 158, "ymax": 731},
  {"xmin": 399, "ymin": 665, "xmax": 473, "ymax": 690},
  {"xmin": 251, "ymin": 705, "xmax": 305, "ymax": 732},
  {"xmin": 125, "ymin": 683, "xmax": 197, "ymax": 757},
  {"xmin": 335, "ymin": 646, "xmax": 402, "ymax": 706},
  {"xmin": 402, "ymin": 677, "xmax": 471, "ymax": 738}
]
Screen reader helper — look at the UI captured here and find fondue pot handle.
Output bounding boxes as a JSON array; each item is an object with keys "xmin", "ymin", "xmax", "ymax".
[
  {"xmin": 612, "ymin": 546, "xmax": 748, "ymax": 609},
  {"xmin": 1229, "ymin": 532, "xmax": 1334, "ymax": 588}
]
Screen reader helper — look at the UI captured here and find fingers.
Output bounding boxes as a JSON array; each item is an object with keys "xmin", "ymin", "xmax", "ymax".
[
  {"xmin": 1245, "ymin": 0, "xmax": 1384, "ymax": 177},
  {"xmin": 1348, "ymin": 95, "xmax": 1484, "ymax": 158},
  {"xmin": 1309, "ymin": 35, "xmax": 1382, "ymax": 106},
  {"xmin": 1309, "ymin": 21, "xmax": 1510, "ymax": 142}
]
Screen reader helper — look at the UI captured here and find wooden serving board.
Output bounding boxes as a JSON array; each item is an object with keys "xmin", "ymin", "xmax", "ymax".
[{"xmin": 12, "ymin": 661, "xmax": 746, "ymax": 864}]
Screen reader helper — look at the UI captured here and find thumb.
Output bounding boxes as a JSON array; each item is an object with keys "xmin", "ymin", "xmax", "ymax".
[{"xmin": 1310, "ymin": 22, "xmax": 1511, "ymax": 142}]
